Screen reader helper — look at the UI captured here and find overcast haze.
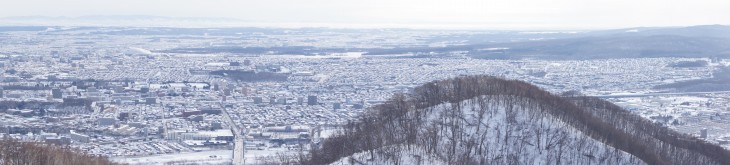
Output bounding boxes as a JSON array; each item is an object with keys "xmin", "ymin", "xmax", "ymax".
[{"xmin": 1, "ymin": 0, "xmax": 729, "ymax": 29}]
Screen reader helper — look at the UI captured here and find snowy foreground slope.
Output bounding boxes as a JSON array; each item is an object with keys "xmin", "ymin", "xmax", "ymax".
[{"xmin": 330, "ymin": 96, "xmax": 643, "ymax": 165}]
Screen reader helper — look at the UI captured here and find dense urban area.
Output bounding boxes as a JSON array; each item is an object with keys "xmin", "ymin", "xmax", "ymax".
[{"xmin": 1, "ymin": 26, "xmax": 729, "ymax": 164}]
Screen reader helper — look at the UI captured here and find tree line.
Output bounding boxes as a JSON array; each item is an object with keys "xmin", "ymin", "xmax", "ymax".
[
  {"xmin": 297, "ymin": 75, "xmax": 730, "ymax": 165},
  {"xmin": 0, "ymin": 138, "xmax": 116, "ymax": 165}
]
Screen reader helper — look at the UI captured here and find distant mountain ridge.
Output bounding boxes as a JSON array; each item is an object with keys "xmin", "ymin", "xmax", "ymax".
[
  {"xmin": 606, "ymin": 25, "xmax": 730, "ymax": 38},
  {"xmin": 1, "ymin": 22, "xmax": 728, "ymax": 59},
  {"xmin": 0, "ymin": 15, "xmax": 244, "ymax": 27},
  {"xmin": 470, "ymin": 34, "xmax": 730, "ymax": 59},
  {"xmin": 0, "ymin": 15, "xmax": 241, "ymax": 22},
  {"xmin": 363, "ymin": 25, "xmax": 730, "ymax": 59}
]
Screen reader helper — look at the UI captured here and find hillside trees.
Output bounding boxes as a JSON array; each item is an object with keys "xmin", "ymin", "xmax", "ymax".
[
  {"xmin": 0, "ymin": 138, "xmax": 115, "ymax": 165},
  {"xmin": 300, "ymin": 75, "xmax": 730, "ymax": 165}
]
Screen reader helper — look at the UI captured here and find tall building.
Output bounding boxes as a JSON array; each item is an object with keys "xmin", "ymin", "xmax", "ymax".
[
  {"xmin": 51, "ymin": 88, "xmax": 62, "ymax": 99},
  {"xmin": 118, "ymin": 112, "xmax": 129, "ymax": 121},
  {"xmin": 145, "ymin": 97, "xmax": 157, "ymax": 105},
  {"xmin": 114, "ymin": 86, "xmax": 124, "ymax": 93},
  {"xmin": 353, "ymin": 103, "xmax": 364, "ymax": 109},
  {"xmin": 140, "ymin": 87, "xmax": 149, "ymax": 93},
  {"xmin": 241, "ymin": 87, "xmax": 250, "ymax": 96},
  {"xmin": 307, "ymin": 95, "xmax": 318, "ymax": 105},
  {"xmin": 97, "ymin": 118, "xmax": 116, "ymax": 126},
  {"xmin": 87, "ymin": 87, "xmax": 98, "ymax": 92}
]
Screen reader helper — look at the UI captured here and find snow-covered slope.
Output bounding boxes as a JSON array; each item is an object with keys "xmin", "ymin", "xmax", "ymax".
[
  {"xmin": 303, "ymin": 75, "xmax": 730, "ymax": 165},
  {"xmin": 330, "ymin": 95, "xmax": 644, "ymax": 165}
]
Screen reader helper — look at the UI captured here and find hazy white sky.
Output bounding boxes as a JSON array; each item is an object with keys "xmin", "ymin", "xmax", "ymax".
[{"xmin": 1, "ymin": 0, "xmax": 729, "ymax": 29}]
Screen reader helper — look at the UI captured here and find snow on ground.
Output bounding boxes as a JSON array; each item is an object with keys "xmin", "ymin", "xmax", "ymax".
[
  {"xmin": 111, "ymin": 149, "xmax": 232, "ymax": 165},
  {"xmin": 333, "ymin": 95, "xmax": 645, "ymax": 164},
  {"xmin": 111, "ymin": 146, "xmax": 308, "ymax": 164},
  {"xmin": 331, "ymin": 145, "xmax": 447, "ymax": 165},
  {"xmin": 243, "ymin": 148, "xmax": 302, "ymax": 164}
]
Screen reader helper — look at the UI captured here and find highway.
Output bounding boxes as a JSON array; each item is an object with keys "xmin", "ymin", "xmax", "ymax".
[
  {"xmin": 219, "ymin": 102, "xmax": 245, "ymax": 165},
  {"xmin": 233, "ymin": 137, "xmax": 245, "ymax": 165}
]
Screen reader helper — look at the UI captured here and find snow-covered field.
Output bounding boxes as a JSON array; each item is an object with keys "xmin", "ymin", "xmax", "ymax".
[
  {"xmin": 110, "ymin": 147, "xmax": 305, "ymax": 164},
  {"xmin": 111, "ymin": 149, "xmax": 232, "ymax": 165}
]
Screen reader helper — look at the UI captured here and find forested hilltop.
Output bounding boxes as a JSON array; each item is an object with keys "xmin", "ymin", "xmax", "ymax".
[
  {"xmin": 296, "ymin": 75, "xmax": 730, "ymax": 165},
  {"xmin": 0, "ymin": 138, "xmax": 115, "ymax": 165}
]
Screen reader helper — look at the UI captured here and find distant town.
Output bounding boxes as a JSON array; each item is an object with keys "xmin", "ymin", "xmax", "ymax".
[{"xmin": 1, "ymin": 26, "xmax": 729, "ymax": 164}]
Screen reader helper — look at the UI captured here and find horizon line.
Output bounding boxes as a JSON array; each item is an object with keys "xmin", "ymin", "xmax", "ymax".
[{"xmin": 0, "ymin": 15, "xmax": 726, "ymax": 31}]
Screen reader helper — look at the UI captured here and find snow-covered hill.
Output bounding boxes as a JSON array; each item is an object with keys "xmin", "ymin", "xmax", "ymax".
[
  {"xmin": 330, "ymin": 95, "xmax": 643, "ymax": 164},
  {"xmin": 301, "ymin": 75, "xmax": 730, "ymax": 165}
]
